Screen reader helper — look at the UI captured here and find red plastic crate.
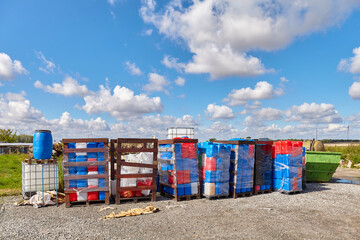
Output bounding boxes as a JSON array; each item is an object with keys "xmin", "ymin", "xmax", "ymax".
[
  {"xmin": 205, "ymin": 157, "xmax": 216, "ymax": 171},
  {"xmin": 88, "ymin": 191, "xmax": 99, "ymax": 201},
  {"xmin": 183, "ymin": 170, "xmax": 190, "ymax": 183}
]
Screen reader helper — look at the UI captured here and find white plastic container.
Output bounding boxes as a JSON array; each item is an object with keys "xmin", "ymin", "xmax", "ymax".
[
  {"xmin": 191, "ymin": 182, "xmax": 198, "ymax": 195},
  {"xmin": 88, "ymin": 171, "xmax": 99, "ymax": 186},
  {"xmin": 77, "ymin": 191, "xmax": 87, "ymax": 201},
  {"xmin": 22, "ymin": 162, "xmax": 59, "ymax": 198},
  {"xmin": 75, "ymin": 143, "xmax": 87, "ymax": 156}
]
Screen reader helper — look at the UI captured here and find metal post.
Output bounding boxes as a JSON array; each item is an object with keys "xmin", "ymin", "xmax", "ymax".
[
  {"xmin": 56, "ymin": 163, "xmax": 58, "ymax": 206},
  {"xmin": 42, "ymin": 165, "xmax": 44, "ymax": 206}
]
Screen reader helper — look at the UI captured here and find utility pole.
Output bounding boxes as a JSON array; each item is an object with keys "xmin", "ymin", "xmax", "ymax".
[
  {"xmin": 315, "ymin": 129, "xmax": 318, "ymax": 140},
  {"xmin": 347, "ymin": 125, "xmax": 350, "ymax": 141}
]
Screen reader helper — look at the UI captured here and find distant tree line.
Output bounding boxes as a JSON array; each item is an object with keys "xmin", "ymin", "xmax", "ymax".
[{"xmin": 0, "ymin": 129, "xmax": 33, "ymax": 143}]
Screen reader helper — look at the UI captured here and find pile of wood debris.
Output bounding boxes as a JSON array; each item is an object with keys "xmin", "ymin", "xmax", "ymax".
[{"xmin": 100, "ymin": 205, "xmax": 159, "ymax": 220}]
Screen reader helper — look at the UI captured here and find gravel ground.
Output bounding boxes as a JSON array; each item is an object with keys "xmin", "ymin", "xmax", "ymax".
[{"xmin": 1, "ymin": 182, "xmax": 360, "ymax": 240}]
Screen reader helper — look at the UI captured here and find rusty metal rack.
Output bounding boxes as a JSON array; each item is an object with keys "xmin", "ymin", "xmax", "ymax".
[
  {"xmin": 253, "ymin": 141, "xmax": 274, "ymax": 195},
  {"xmin": 214, "ymin": 140, "xmax": 256, "ymax": 198},
  {"xmin": 158, "ymin": 139, "xmax": 201, "ymax": 202},
  {"xmin": 62, "ymin": 138, "xmax": 110, "ymax": 208},
  {"xmin": 110, "ymin": 138, "xmax": 158, "ymax": 205}
]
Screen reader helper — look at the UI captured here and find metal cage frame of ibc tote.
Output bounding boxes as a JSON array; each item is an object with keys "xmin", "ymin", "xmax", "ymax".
[
  {"xmin": 22, "ymin": 158, "xmax": 59, "ymax": 205},
  {"xmin": 166, "ymin": 127, "xmax": 195, "ymax": 139},
  {"xmin": 213, "ymin": 140, "xmax": 255, "ymax": 198},
  {"xmin": 110, "ymin": 138, "xmax": 158, "ymax": 205},
  {"xmin": 158, "ymin": 138, "xmax": 201, "ymax": 201},
  {"xmin": 253, "ymin": 141, "xmax": 274, "ymax": 195},
  {"xmin": 62, "ymin": 138, "xmax": 110, "ymax": 207}
]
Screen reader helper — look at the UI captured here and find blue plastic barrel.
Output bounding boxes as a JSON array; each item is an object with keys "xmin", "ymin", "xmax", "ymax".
[{"xmin": 33, "ymin": 130, "xmax": 53, "ymax": 159}]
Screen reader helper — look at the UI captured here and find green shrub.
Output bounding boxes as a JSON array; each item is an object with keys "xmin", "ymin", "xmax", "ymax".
[{"xmin": 325, "ymin": 144, "xmax": 360, "ymax": 164}]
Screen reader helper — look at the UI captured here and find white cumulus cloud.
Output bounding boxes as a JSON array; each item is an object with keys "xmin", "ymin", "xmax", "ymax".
[
  {"xmin": 140, "ymin": 0, "xmax": 360, "ymax": 79},
  {"xmin": 224, "ymin": 81, "xmax": 281, "ymax": 106},
  {"xmin": 285, "ymin": 102, "xmax": 343, "ymax": 124},
  {"xmin": 143, "ymin": 73, "xmax": 170, "ymax": 94},
  {"xmin": 162, "ymin": 55, "xmax": 185, "ymax": 72},
  {"xmin": 0, "ymin": 53, "xmax": 28, "ymax": 80},
  {"xmin": 34, "ymin": 76, "xmax": 92, "ymax": 97},
  {"xmin": 80, "ymin": 85, "xmax": 163, "ymax": 120},
  {"xmin": 206, "ymin": 104, "xmax": 235, "ymax": 120},
  {"xmin": 253, "ymin": 107, "xmax": 283, "ymax": 121},
  {"xmin": 338, "ymin": 46, "xmax": 360, "ymax": 74},
  {"xmin": 349, "ymin": 81, "xmax": 360, "ymax": 99}
]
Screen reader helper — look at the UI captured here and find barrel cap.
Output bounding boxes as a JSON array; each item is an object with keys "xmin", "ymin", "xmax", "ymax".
[{"xmin": 35, "ymin": 130, "xmax": 52, "ymax": 133}]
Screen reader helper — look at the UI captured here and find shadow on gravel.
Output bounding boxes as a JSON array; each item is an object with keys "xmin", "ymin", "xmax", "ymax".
[{"xmin": 301, "ymin": 183, "xmax": 331, "ymax": 193}]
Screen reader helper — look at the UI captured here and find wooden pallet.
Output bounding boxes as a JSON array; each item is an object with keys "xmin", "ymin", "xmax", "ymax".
[
  {"xmin": 62, "ymin": 138, "xmax": 110, "ymax": 208},
  {"xmin": 203, "ymin": 194, "xmax": 229, "ymax": 200},
  {"xmin": 67, "ymin": 199, "xmax": 109, "ymax": 207},
  {"xmin": 253, "ymin": 189, "xmax": 272, "ymax": 195},
  {"xmin": 24, "ymin": 158, "xmax": 57, "ymax": 164},
  {"xmin": 161, "ymin": 191, "xmax": 201, "ymax": 201},
  {"xmin": 231, "ymin": 191, "xmax": 253, "ymax": 198},
  {"xmin": 111, "ymin": 138, "xmax": 158, "ymax": 205},
  {"xmin": 116, "ymin": 196, "xmax": 154, "ymax": 203}
]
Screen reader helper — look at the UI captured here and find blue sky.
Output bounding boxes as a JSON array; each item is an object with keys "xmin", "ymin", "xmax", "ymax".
[{"xmin": 1, "ymin": 0, "xmax": 360, "ymax": 141}]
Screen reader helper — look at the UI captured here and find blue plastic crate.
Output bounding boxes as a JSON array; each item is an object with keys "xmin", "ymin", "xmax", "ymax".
[
  {"xmin": 176, "ymin": 159, "xmax": 183, "ymax": 171},
  {"xmin": 190, "ymin": 173, "xmax": 198, "ymax": 182},
  {"xmin": 98, "ymin": 165, "xmax": 105, "ymax": 174},
  {"xmin": 99, "ymin": 178, "xmax": 105, "ymax": 187},
  {"xmin": 177, "ymin": 184, "xmax": 185, "ymax": 196},
  {"xmin": 76, "ymin": 155, "xmax": 87, "ymax": 162},
  {"xmin": 215, "ymin": 182, "xmax": 223, "ymax": 195},
  {"xmin": 184, "ymin": 183, "xmax": 191, "ymax": 195},
  {"xmin": 204, "ymin": 171, "xmax": 216, "ymax": 182},
  {"xmin": 69, "ymin": 180, "xmax": 76, "ymax": 188},
  {"xmin": 160, "ymin": 152, "xmax": 173, "ymax": 160},
  {"xmin": 182, "ymin": 158, "xmax": 190, "ymax": 171},
  {"xmin": 99, "ymin": 191, "xmax": 105, "ymax": 200},
  {"xmin": 215, "ymin": 171, "xmax": 224, "ymax": 182},
  {"xmin": 297, "ymin": 177, "xmax": 302, "ymax": 191},
  {"xmin": 68, "ymin": 143, "xmax": 76, "ymax": 149},
  {"xmin": 161, "ymin": 163, "xmax": 168, "ymax": 172},
  {"xmin": 76, "ymin": 167, "xmax": 87, "ymax": 173},
  {"xmin": 206, "ymin": 144, "xmax": 218, "ymax": 158},
  {"xmin": 87, "ymin": 142, "xmax": 97, "ymax": 148},
  {"xmin": 77, "ymin": 179, "xmax": 88, "ymax": 188},
  {"xmin": 69, "ymin": 167, "xmax": 76, "ymax": 175},
  {"xmin": 87, "ymin": 152, "xmax": 98, "ymax": 158}
]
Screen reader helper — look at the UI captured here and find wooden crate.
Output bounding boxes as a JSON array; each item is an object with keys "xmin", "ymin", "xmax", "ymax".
[
  {"xmin": 214, "ymin": 140, "xmax": 255, "ymax": 198},
  {"xmin": 110, "ymin": 138, "xmax": 158, "ymax": 205},
  {"xmin": 158, "ymin": 139, "xmax": 200, "ymax": 201},
  {"xmin": 63, "ymin": 138, "xmax": 110, "ymax": 208}
]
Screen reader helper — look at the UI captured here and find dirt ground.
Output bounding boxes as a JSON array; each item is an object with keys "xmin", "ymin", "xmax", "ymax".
[{"xmin": 1, "ymin": 173, "xmax": 360, "ymax": 240}]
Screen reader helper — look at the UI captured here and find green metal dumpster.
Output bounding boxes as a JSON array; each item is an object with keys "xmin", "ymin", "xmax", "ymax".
[{"xmin": 305, "ymin": 151, "xmax": 341, "ymax": 182}]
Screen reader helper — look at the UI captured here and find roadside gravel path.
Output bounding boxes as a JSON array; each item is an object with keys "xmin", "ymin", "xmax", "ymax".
[{"xmin": 1, "ymin": 182, "xmax": 359, "ymax": 240}]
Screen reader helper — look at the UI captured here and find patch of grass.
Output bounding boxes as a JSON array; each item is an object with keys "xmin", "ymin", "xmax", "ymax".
[
  {"xmin": 0, "ymin": 154, "xmax": 64, "ymax": 196},
  {"xmin": 0, "ymin": 154, "xmax": 27, "ymax": 190}
]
